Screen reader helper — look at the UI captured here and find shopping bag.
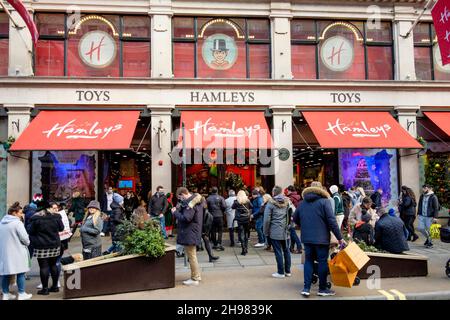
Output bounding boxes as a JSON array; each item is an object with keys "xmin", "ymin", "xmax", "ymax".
[
  {"xmin": 334, "ymin": 242, "xmax": 370, "ymax": 273},
  {"xmin": 430, "ymin": 223, "xmax": 441, "ymax": 239},
  {"xmin": 328, "ymin": 258, "xmax": 358, "ymax": 288}
]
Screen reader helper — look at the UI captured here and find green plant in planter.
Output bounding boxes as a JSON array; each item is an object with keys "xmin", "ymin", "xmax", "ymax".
[{"xmin": 118, "ymin": 219, "xmax": 166, "ymax": 258}]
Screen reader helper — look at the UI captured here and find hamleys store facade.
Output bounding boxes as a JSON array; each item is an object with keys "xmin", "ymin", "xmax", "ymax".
[{"xmin": 0, "ymin": 0, "xmax": 449, "ymax": 214}]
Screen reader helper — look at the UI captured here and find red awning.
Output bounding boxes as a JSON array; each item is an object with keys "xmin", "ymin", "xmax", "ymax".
[
  {"xmin": 424, "ymin": 112, "xmax": 450, "ymax": 137},
  {"xmin": 302, "ymin": 111, "xmax": 422, "ymax": 149},
  {"xmin": 179, "ymin": 111, "xmax": 272, "ymax": 149},
  {"xmin": 11, "ymin": 111, "xmax": 140, "ymax": 151}
]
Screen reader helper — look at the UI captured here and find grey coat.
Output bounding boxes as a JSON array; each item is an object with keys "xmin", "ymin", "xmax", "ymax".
[
  {"xmin": 80, "ymin": 214, "xmax": 103, "ymax": 249},
  {"xmin": 263, "ymin": 195, "xmax": 290, "ymax": 241},
  {"xmin": 0, "ymin": 215, "xmax": 30, "ymax": 275}
]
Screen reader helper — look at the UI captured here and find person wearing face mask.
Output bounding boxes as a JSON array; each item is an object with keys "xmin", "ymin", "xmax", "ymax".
[
  {"xmin": 100, "ymin": 186, "xmax": 114, "ymax": 237},
  {"xmin": 172, "ymin": 187, "xmax": 203, "ymax": 286},
  {"xmin": 149, "ymin": 186, "xmax": 169, "ymax": 239},
  {"xmin": 0, "ymin": 202, "xmax": 33, "ymax": 300},
  {"xmin": 417, "ymin": 184, "xmax": 440, "ymax": 248}
]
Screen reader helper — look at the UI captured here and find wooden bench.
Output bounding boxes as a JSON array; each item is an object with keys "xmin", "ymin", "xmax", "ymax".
[
  {"xmin": 62, "ymin": 245, "xmax": 176, "ymax": 299},
  {"xmin": 357, "ymin": 251, "xmax": 428, "ymax": 279}
]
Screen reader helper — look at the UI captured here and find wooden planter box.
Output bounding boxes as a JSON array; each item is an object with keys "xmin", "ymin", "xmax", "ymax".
[
  {"xmin": 62, "ymin": 246, "xmax": 176, "ymax": 299},
  {"xmin": 357, "ymin": 252, "xmax": 428, "ymax": 279}
]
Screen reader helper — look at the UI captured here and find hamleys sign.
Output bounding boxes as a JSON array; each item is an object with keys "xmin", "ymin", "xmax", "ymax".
[
  {"xmin": 10, "ymin": 111, "xmax": 140, "ymax": 151},
  {"xmin": 78, "ymin": 30, "xmax": 117, "ymax": 68}
]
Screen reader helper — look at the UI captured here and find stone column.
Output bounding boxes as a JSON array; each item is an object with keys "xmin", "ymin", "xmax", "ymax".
[
  {"xmin": 395, "ymin": 106, "xmax": 421, "ymax": 198},
  {"xmin": 270, "ymin": 2, "xmax": 293, "ymax": 80},
  {"xmin": 270, "ymin": 106, "xmax": 295, "ymax": 189},
  {"xmin": 5, "ymin": 104, "xmax": 33, "ymax": 207},
  {"xmin": 393, "ymin": 6, "xmax": 416, "ymax": 81},
  {"xmin": 8, "ymin": 7, "xmax": 34, "ymax": 76},
  {"xmin": 150, "ymin": 0, "xmax": 173, "ymax": 78},
  {"xmin": 149, "ymin": 105, "xmax": 174, "ymax": 194}
]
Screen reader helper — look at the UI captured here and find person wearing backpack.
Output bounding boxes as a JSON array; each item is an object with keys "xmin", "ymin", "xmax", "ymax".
[
  {"xmin": 417, "ymin": 184, "xmax": 440, "ymax": 248},
  {"xmin": 264, "ymin": 186, "xmax": 292, "ymax": 279},
  {"xmin": 330, "ymin": 185, "xmax": 345, "ymax": 230},
  {"xmin": 399, "ymin": 186, "xmax": 418, "ymax": 242},
  {"xmin": 232, "ymin": 191, "xmax": 253, "ymax": 256},
  {"xmin": 200, "ymin": 195, "xmax": 219, "ymax": 262},
  {"xmin": 207, "ymin": 187, "xmax": 227, "ymax": 251}
]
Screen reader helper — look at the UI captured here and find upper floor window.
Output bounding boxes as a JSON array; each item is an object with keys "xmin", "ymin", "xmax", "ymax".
[
  {"xmin": 414, "ymin": 22, "xmax": 450, "ymax": 80},
  {"xmin": 173, "ymin": 17, "xmax": 271, "ymax": 78},
  {"xmin": 291, "ymin": 20, "xmax": 393, "ymax": 80},
  {"xmin": 0, "ymin": 13, "xmax": 8, "ymax": 76},
  {"xmin": 35, "ymin": 13, "xmax": 151, "ymax": 77}
]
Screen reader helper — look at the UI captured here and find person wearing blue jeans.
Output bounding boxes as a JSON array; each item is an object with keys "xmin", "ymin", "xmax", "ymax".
[
  {"xmin": 2, "ymin": 273, "xmax": 27, "ymax": 298},
  {"xmin": 251, "ymin": 190, "xmax": 265, "ymax": 247},
  {"xmin": 303, "ymin": 244, "xmax": 329, "ymax": 292},
  {"xmin": 271, "ymin": 239, "xmax": 291, "ymax": 276},
  {"xmin": 289, "ymin": 225, "xmax": 302, "ymax": 253},
  {"xmin": 293, "ymin": 182, "xmax": 344, "ymax": 297},
  {"xmin": 153, "ymin": 216, "xmax": 167, "ymax": 239}
]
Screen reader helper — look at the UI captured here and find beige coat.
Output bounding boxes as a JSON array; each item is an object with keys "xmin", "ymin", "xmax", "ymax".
[{"xmin": 349, "ymin": 204, "xmax": 378, "ymax": 228}]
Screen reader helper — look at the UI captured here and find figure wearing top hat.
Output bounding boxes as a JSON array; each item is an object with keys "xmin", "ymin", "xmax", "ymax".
[{"xmin": 210, "ymin": 38, "xmax": 230, "ymax": 69}]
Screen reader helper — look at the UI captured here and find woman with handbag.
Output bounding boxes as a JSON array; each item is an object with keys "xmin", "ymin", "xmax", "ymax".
[{"xmin": 232, "ymin": 191, "xmax": 253, "ymax": 256}]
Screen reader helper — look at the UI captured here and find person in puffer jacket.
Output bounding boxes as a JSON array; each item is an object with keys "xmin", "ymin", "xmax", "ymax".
[
  {"xmin": 264, "ymin": 186, "xmax": 291, "ymax": 279},
  {"xmin": 352, "ymin": 211, "xmax": 374, "ymax": 245}
]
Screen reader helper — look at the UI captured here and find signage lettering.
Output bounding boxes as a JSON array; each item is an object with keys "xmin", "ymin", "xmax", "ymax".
[
  {"xmin": 189, "ymin": 117, "xmax": 261, "ymax": 138},
  {"xmin": 42, "ymin": 119, "xmax": 123, "ymax": 140},
  {"xmin": 331, "ymin": 93, "xmax": 361, "ymax": 104},
  {"xmin": 190, "ymin": 91, "xmax": 255, "ymax": 103},
  {"xmin": 76, "ymin": 90, "xmax": 110, "ymax": 102},
  {"xmin": 326, "ymin": 118, "xmax": 391, "ymax": 138}
]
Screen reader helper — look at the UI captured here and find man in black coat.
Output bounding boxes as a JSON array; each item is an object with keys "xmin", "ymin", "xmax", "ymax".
[
  {"xmin": 374, "ymin": 210, "xmax": 409, "ymax": 254},
  {"xmin": 206, "ymin": 187, "xmax": 227, "ymax": 250},
  {"xmin": 172, "ymin": 187, "xmax": 203, "ymax": 286},
  {"xmin": 149, "ymin": 186, "xmax": 169, "ymax": 239},
  {"xmin": 370, "ymin": 188, "xmax": 383, "ymax": 210}
]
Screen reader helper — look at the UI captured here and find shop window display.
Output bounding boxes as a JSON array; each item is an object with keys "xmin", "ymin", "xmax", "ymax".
[
  {"xmin": 291, "ymin": 20, "xmax": 393, "ymax": 80},
  {"xmin": 32, "ymin": 151, "xmax": 97, "ymax": 204},
  {"xmin": 339, "ymin": 149, "xmax": 399, "ymax": 208},
  {"xmin": 0, "ymin": 13, "xmax": 9, "ymax": 76},
  {"xmin": 35, "ymin": 13, "xmax": 151, "ymax": 77},
  {"xmin": 414, "ymin": 22, "xmax": 450, "ymax": 81},
  {"xmin": 173, "ymin": 17, "xmax": 271, "ymax": 79}
]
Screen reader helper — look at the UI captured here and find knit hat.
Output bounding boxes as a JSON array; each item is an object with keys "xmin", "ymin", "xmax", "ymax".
[
  {"xmin": 329, "ymin": 185, "xmax": 339, "ymax": 194},
  {"xmin": 87, "ymin": 200, "xmax": 101, "ymax": 211}
]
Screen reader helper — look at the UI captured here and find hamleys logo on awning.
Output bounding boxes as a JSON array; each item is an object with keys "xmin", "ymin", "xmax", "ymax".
[
  {"xmin": 189, "ymin": 117, "xmax": 261, "ymax": 138},
  {"xmin": 325, "ymin": 118, "xmax": 391, "ymax": 138},
  {"xmin": 42, "ymin": 120, "xmax": 123, "ymax": 140}
]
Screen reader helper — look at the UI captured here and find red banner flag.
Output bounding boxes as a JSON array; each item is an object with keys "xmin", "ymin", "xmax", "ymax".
[
  {"xmin": 5, "ymin": 0, "xmax": 39, "ymax": 46},
  {"xmin": 432, "ymin": 0, "xmax": 450, "ymax": 66}
]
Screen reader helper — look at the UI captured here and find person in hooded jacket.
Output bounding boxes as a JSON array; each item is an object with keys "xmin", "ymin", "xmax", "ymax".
[
  {"xmin": 352, "ymin": 211, "xmax": 374, "ymax": 245},
  {"xmin": 286, "ymin": 186, "xmax": 302, "ymax": 254},
  {"xmin": 0, "ymin": 202, "xmax": 33, "ymax": 300},
  {"xmin": 293, "ymin": 181, "xmax": 344, "ymax": 297},
  {"xmin": 172, "ymin": 187, "xmax": 204, "ymax": 286},
  {"xmin": 264, "ymin": 186, "xmax": 292, "ymax": 279},
  {"xmin": 232, "ymin": 191, "xmax": 253, "ymax": 256},
  {"xmin": 104, "ymin": 193, "xmax": 124, "ymax": 254}
]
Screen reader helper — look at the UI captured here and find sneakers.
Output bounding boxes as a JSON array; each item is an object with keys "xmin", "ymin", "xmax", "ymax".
[
  {"xmin": 2, "ymin": 293, "xmax": 17, "ymax": 300},
  {"xmin": 254, "ymin": 243, "xmax": 265, "ymax": 248},
  {"xmin": 301, "ymin": 288, "xmax": 310, "ymax": 297},
  {"xmin": 183, "ymin": 279, "xmax": 199, "ymax": 286},
  {"xmin": 317, "ymin": 289, "xmax": 336, "ymax": 296},
  {"xmin": 100, "ymin": 232, "xmax": 105, "ymax": 237},
  {"xmin": 285, "ymin": 273, "xmax": 292, "ymax": 277},
  {"xmin": 18, "ymin": 293, "xmax": 33, "ymax": 300},
  {"xmin": 37, "ymin": 281, "xmax": 60, "ymax": 289},
  {"xmin": 272, "ymin": 273, "xmax": 285, "ymax": 279}
]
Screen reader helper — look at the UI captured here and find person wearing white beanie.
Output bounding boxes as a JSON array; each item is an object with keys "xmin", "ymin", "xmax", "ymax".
[{"xmin": 330, "ymin": 185, "xmax": 344, "ymax": 229}]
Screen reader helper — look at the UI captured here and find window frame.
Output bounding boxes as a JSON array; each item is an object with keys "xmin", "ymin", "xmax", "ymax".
[
  {"xmin": 290, "ymin": 19, "xmax": 394, "ymax": 80},
  {"xmin": 172, "ymin": 16, "xmax": 272, "ymax": 79},
  {"xmin": 413, "ymin": 22, "xmax": 436, "ymax": 80},
  {"xmin": 33, "ymin": 12, "xmax": 151, "ymax": 77}
]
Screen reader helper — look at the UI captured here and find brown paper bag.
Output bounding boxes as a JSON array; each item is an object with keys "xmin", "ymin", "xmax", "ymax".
[
  {"xmin": 328, "ymin": 258, "xmax": 359, "ymax": 288},
  {"xmin": 335, "ymin": 242, "xmax": 370, "ymax": 273}
]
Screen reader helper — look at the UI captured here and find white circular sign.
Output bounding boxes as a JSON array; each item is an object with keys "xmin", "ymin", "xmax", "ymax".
[
  {"xmin": 78, "ymin": 30, "xmax": 117, "ymax": 68},
  {"xmin": 433, "ymin": 45, "xmax": 450, "ymax": 74},
  {"xmin": 321, "ymin": 36, "xmax": 354, "ymax": 72}
]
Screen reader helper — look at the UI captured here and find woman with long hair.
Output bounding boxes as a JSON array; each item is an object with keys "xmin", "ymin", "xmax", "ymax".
[
  {"xmin": 232, "ymin": 190, "xmax": 253, "ymax": 256},
  {"xmin": 399, "ymin": 186, "xmax": 418, "ymax": 241},
  {"xmin": 0, "ymin": 202, "xmax": 33, "ymax": 300},
  {"xmin": 131, "ymin": 206, "xmax": 150, "ymax": 230},
  {"xmin": 80, "ymin": 201, "xmax": 104, "ymax": 260}
]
